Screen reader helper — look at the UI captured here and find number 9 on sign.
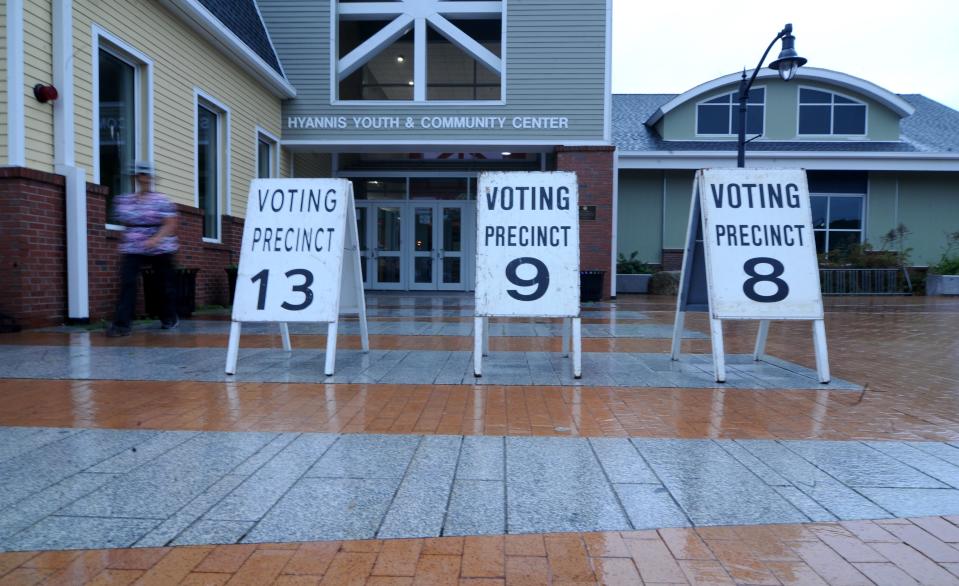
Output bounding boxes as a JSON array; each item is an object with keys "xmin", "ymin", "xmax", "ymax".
[{"xmin": 505, "ymin": 257, "xmax": 549, "ymax": 301}]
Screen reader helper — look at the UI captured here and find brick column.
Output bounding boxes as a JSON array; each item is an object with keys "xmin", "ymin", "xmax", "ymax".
[{"xmin": 554, "ymin": 145, "xmax": 615, "ymax": 299}]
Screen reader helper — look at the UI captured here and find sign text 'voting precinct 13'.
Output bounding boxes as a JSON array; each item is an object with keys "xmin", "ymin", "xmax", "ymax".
[
  {"xmin": 475, "ymin": 171, "xmax": 579, "ymax": 317},
  {"xmin": 700, "ymin": 168, "xmax": 822, "ymax": 320},
  {"xmin": 232, "ymin": 178, "xmax": 351, "ymax": 323}
]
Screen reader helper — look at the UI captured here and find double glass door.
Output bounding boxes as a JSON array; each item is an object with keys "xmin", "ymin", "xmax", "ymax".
[{"xmin": 356, "ymin": 202, "xmax": 472, "ymax": 291}]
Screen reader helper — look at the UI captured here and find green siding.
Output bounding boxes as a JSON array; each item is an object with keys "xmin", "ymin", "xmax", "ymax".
[
  {"xmin": 259, "ymin": 0, "xmax": 608, "ymax": 143},
  {"xmin": 866, "ymin": 173, "xmax": 898, "ymax": 245},
  {"xmin": 661, "ymin": 78, "xmax": 901, "ymax": 141},
  {"xmin": 897, "ymin": 173, "xmax": 959, "ymax": 265},
  {"xmin": 617, "ymin": 171, "xmax": 662, "ymax": 263},
  {"xmin": 663, "ymin": 170, "xmax": 695, "ymax": 249}
]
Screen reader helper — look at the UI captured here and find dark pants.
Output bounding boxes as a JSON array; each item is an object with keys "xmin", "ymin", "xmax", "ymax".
[{"xmin": 114, "ymin": 254, "xmax": 177, "ymax": 327}]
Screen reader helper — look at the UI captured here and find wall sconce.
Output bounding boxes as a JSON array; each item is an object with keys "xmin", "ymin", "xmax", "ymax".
[{"xmin": 33, "ymin": 84, "xmax": 59, "ymax": 103}]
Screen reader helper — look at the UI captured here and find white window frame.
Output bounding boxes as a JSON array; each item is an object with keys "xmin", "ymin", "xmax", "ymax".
[
  {"xmin": 331, "ymin": 0, "xmax": 506, "ymax": 105},
  {"xmin": 694, "ymin": 86, "xmax": 766, "ymax": 138},
  {"xmin": 92, "ymin": 26, "xmax": 153, "ymax": 230},
  {"xmin": 797, "ymin": 86, "xmax": 869, "ymax": 137},
  {"xmin": 810, "ymin": 192, "xmax": 866, "ymax": 255},
  {"xmin": 255, "ymin": 127, "xmax": 280, "ymax": 179},
  {"xmin": 193, "ymin": 89, "xmax": 231, "ymax": 243}
]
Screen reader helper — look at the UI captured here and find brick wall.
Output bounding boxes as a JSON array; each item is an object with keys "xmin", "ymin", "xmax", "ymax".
[
  {"xmin": 555, "ymin": 146, "xmax": 615, "ymax": 298},
  {"xmin": 0, "ymin": 167, "xmax": 244, "ymax": 327},
  {"xmin": 661, "ymin": 249, "xmax": 685, "ymax": 272}
]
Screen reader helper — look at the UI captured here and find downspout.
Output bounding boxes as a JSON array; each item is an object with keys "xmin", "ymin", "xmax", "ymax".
[
  {"xmin": 7, "ymin": 0, "xmax": 25, "ymax": 166},
  {"xmin": 54, "ymin": 0, "xmax": 90, "ymax": 320}
]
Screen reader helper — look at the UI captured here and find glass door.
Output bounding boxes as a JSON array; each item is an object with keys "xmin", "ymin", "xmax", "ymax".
[
  {"xmin": 354, "ymin": 204, "xmax": 370, "ymax": 287},
  {"xmin": 437, "ymin": 203, "xmax": 468, "ymax": 290},
  {"xmin": 410, "ymin": 205, "xmax": 437, "ymax": 290},
  {"xmin": 372, "ymin": 205, "xmax": 404, "ymax": 289}
]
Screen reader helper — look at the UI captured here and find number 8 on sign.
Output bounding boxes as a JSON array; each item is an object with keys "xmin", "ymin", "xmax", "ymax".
[{"xmin": 742, "ymin": 257, "xmax": 789, "ymax": 303}]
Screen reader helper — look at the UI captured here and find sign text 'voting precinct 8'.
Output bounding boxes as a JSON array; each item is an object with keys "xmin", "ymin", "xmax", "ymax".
[
  {"xmin": 700, "ymin": 168, "xmax": 822, "ymax": 320},
  {"xmin": 232, "ymin": 178, "xmax": 350, "ymax": 323},
  {"xmin": 475, "ymin": 171, "xmax": 580, "ymax": 317}
]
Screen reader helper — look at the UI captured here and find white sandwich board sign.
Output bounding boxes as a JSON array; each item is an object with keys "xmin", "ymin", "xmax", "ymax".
[
  {"xmin": 226, "ymin": 178, "xmax": 369, "ymax": 376},
  {"xmin": 670, "ymin": 168, "xmax": 830, "ymax": 383},
  {"xmin": 474, "ymin": 171, "xmax": 582, "ymax": 378}
]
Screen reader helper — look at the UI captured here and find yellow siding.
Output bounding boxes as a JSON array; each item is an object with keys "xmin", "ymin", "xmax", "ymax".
[
  {"xmin": 279, "ymin": 146, "xmax": 291, "ymax": 178},
  {"xmin": 72, "ymin": 0, "xmax": 283, "ymax": 220},
  {"xmin": 292, "ymin": 153, "xmax": 331, "ymax": 178},
  {"xmin": 23, "ymin": 0, "xmax": 54, "ymax": 170},
  {"xmin": 0, "ymin": 0, "xmax": 7, "ymax": 163}
]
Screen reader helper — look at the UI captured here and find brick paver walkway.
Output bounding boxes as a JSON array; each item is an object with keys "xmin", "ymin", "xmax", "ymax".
[{"xmin": 0, "ymin": 294, "xmax": 958, "ymax": 584}]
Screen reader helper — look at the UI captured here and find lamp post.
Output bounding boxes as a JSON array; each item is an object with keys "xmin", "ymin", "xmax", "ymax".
[{"xmin": 736, "ymin": 23, "xmax": 807, "ymax": 167}]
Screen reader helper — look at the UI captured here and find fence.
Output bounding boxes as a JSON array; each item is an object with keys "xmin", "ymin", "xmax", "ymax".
[{"xmin": 819, "ymin": 268, "xmax": 912, "ymax": 295}]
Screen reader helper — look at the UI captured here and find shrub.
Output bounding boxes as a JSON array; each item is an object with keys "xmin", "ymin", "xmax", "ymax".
[
  {"xmin": 616, "ymin": 251, "xmax": 652, "ymax": 274},
  {"xmin": 931, "ymin": 231, "xmax": 959, "ymax": 275},
  {"xmin": 648, "ymin": 271, "xmax": 680, "ymax": 295}
]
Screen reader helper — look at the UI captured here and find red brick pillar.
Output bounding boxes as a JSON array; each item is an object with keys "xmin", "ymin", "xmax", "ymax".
[{"xmin": 554, "ymin": 145, "xmax": 615, "ymax": 299}]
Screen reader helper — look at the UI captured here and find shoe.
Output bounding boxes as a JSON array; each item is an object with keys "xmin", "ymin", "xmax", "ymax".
[
  {"xmin": 106, "ymin": 325, "xmax": 131, "ymax": 337},
  {"xmin": 161, "ymin": 319, "xmax": 179, "ymax": 330}
]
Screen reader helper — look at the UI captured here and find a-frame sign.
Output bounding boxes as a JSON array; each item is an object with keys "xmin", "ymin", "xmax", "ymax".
[
  {"xmin": 226, "ymin": 178, "xmax": 369, "ymax": 376},
  {"xmin": 670, "ymin": 168, "xmax": 830, "ymax": 383}
]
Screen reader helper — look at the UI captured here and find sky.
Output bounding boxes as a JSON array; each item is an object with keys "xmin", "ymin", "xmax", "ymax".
[{"xmin": 611, "ymin": 0, "xmax": 959, "ymax": 111}]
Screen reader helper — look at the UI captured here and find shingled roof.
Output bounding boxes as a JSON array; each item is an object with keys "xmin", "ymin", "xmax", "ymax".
[
  {"xmin": 197, "ymin": 0, "xmax": 283, "ymax": 75},
  {"xmin": 613, "ymin": 93, "xmax": 959, "ymax": 155}
]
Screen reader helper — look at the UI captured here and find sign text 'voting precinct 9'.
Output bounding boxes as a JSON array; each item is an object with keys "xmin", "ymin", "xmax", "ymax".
[
  {"xmin": 475, "ymin": 171, "xmax": 580, "ymax": 317},
  {"xmin": 700, "ymin": 168, "xmax": 822, "ymax": 320},
  {"xmin": 232, "ymin": 178, "xmax": 351, "ymax": 323}
]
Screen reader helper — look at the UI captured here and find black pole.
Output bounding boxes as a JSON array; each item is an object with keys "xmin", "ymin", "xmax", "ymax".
[{"xmin": 737, "ymin": 25, "xmax": 792, "ymax": 168}]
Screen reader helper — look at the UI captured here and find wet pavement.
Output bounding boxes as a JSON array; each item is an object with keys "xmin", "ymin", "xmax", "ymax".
[{"xmin": 1, "ymin": 293, "xmax": 959, "ymax": 583}]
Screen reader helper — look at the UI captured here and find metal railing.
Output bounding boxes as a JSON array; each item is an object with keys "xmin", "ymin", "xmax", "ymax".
[{"xmin": 819, "ymin": 267, "xmax": 912, "ymax": 295}]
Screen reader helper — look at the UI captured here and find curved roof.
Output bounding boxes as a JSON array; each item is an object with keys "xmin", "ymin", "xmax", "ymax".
[{"xmin": 644, "ymin": 67, "xmax": 915, "ymax": 127}]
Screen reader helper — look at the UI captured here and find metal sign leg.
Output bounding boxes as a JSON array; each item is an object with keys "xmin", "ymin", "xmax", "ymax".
[
  {"xmin": 562, "ymin": 317, "xmax": 570, "ymax": 357},
  {"xmin": 482, "ymin": 317, "xmax": 490, "ymax": 357},
  {"xmin": 812, "ymin": 319, "xmax": 831, "ymax": 383},
  {"xmin": 324, "ymin": 321, "xmax": 338, "ymax": 376},
  {"xmin": 473, "ymin": 316, "xmax": 483, "ymax": 377},
  {"xmin": 753, "ymin": 320, "xmax": 770, "ymax": 361},
  {"xmin": 709, "ymin": 318, "xmax": 727, "ymax": 383},
  {"xmin": 225, "ymin": 321, "xmax": 241, "ymax": 375},
  {"xmin": 670, "ymin": 311, "xmax": 686, "ymax": 360},
  {"xmin": 279, "ymin": 322, "xmax": 292, "ymax": 352},
  {"xmin": 572, "ymin": 317, "xmax": 582, "ymax": 379}
]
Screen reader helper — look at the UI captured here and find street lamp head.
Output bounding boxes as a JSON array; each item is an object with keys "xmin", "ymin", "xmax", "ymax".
[{"xmin": 768, "ymin": 24, "xmax": 807, "ymax": 81}]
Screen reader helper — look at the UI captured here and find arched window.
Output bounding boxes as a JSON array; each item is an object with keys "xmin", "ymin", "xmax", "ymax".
[
  {"xmin": 799, "ymin": 88, "xmax": 867, "ymax": 135},
  {"xmin": 696, "ymin": 88, "xmax": 765, "ymax": 136}
]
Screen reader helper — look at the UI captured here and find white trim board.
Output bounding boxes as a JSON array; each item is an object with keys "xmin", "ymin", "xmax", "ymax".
[
  {"xmin": 646, "ymin": 67, "xmax": 915, "ymax": 127},
  {"xmin": 6, "ymin": 0, "xmax": 25, "ymax": 166},
  {"xmin": 616, "ymin": 151, "xmax": 959, "ymax": 172},
  {"xmin": 193, "ymin": 88, "xmax": 232, "ymax": 239}
]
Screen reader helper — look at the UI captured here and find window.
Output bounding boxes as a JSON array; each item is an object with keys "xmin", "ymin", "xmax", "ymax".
[
  {"xmin": 696, "ymin": 88, "xmax": 764, "ymax": 136},
  {"xmin": 195, "ymin": 93, "xmax": 229, "ymax": 241},
  {"xmin": 95, "ymin": 31, "xmax": 152, "ymax": 225},
  {"xmin": 808, "ymin": 172, "xmax": 867, "ymax": 256},
  {"xmin": 335, "ymin": 0, "xmax": 503, "ymax": 102},
  {"xmin": 256, "ymin": 130, "xmax": 278, "ymax": 179},
  {"xmin": 799, "ymin": 88, "xmax": 866, "ymax": 135}
]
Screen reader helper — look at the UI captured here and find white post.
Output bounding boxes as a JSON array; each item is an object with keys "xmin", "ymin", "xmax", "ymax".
[
  {"xmin": 473, "ymin": 316, "xmax": 483, "ymax": 377},
  {"xmin": 753, "ymin": 320, "xmax": 770, "ymax": 361},
  {"xmin": 324, "ymin": 321, "xmax": 338, "ymax": 376},
  {"xmin": 812, "ymin": 319, "xmax": 831, "ymax": 383},
  {"xmin": 482, "ymin": 316, "xmax": 490, "ymax": 357},
  {"xmin": 225, "ymin": 321, "xmax": 241, "ymax": 374},
  {"xmin": 572, "ymin": 317, "xmax": 582, "ymax": 379},
  {"xmin": 562, "ymin": 317, "xmax": 570, "ymax": 357},
  {"xmin": 709, "ymin": 318, "xmax": 726, "ymax": 383},
  {"xmin": 279, "ymin": 322, "xmax": 292, "ymax": 352},
  {"xmin": 670, "ymin": 311, "xmax": 686, "ymax": 360}
]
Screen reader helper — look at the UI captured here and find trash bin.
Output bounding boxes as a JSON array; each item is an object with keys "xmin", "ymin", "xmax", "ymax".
[
  {"xmin": 580, "ymin": 270, "xmax": 605, "ymax": 303},
  {"xmin": 142, "ymin": 267, "xmax": 199, "ymax": 319}
]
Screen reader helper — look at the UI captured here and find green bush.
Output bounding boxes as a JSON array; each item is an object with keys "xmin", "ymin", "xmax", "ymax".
[
  {"xmin": 648, "ymin": 271, "xmax": 680, "ymax": 295},
  {"xmin": 818, "ymin": 223, "xmax": 912, "ymax": 268},
  {"xmin": 931, "ymin": 231, "xmax": 959, "ymax": 275},
  {"xmin": 616, "ymin": 251, "xmax": 652, "ymax": 274}
]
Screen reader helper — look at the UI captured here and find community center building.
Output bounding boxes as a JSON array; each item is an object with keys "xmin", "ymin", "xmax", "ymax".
[{"xmin": 2, "ymin": 0, "xmax": 958, "ymax": 326}]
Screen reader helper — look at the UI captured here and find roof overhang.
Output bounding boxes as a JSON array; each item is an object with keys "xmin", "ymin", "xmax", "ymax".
[
  {"xmin": 617, "ymin": 150, "xmax": 959, "ymax": 172},
  {"xmin": 645, "ymin": 68, "xmax": 915, "ymax": 127},
  {"xmin": 158, "ymin": 0, "xmax": 296, "ymax": 99}
]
